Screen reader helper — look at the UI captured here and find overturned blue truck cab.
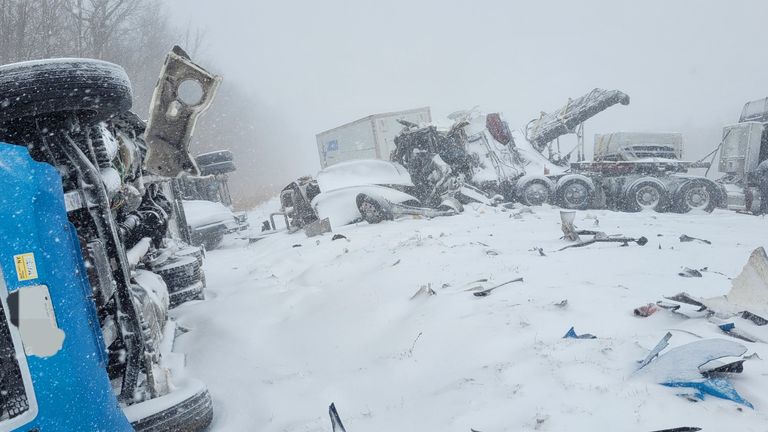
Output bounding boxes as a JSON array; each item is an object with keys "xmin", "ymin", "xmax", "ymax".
[
  {"xmin": 0, "ymin": 143, "xmax": 133, "ymax": 431},
  {"xmin": 0, "ymin": 47, "xmax": 218, "ymax": 432}
]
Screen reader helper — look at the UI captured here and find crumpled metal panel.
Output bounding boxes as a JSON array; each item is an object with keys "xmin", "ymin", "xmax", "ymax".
[
  {"xmin": 526, "ymin": 88, "xmax": 630, "ymax": 151},
  {"xmin": 144, "ymin": 46, "xmax": 222, "ymax": 177}
]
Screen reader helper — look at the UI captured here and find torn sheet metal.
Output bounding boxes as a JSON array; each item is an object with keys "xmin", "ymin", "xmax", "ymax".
[{"xmin": 144, "ymin": 46, "xmax": 222, "ymax": 177}]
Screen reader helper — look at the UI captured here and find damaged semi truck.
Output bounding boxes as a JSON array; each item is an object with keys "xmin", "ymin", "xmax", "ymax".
[
  {"xmin": 716, "ymin": 97, "xmax": 768, "ymax": 213},
  {"xmin": 0, "ymin": 47, "xmax": 218, "ymax": 431}
]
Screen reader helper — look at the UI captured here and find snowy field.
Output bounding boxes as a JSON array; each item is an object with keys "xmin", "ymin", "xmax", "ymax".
[{"xmin": 173, "ymin": 203, "xmax": 768, "ymax": 431}]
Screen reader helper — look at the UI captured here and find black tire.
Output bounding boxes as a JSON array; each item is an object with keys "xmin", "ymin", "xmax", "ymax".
[
  {"xmin": 518, "ymin": 179, "xmax": 551, "ymax": 206},
  {"xmin": 356, "ymin": 194, "xmax": 392, "ymax": 224},
  {"xmin": 199, "ymin": 160, "xmax": 236, "ymax": 176},
  {"xmin": 0, "ymin": 59, "xmax": 132, "ymax": 123},
  {"xmin": 624, "ymin": 180, "xmax": 670, "ymax": 212},
  {"xmin": 556, "ymin": 179, "xmax": 593, "ymax": 210},
  {"xmin": 202, "ymin": 231, "xmax": 225, "ymax": 251},
  {"xmin": 195, "ymin": 150, "xmax": 233, "ymax": 166},
  {"xmin": 131, "ymin": 388, "xmax": 213, "ymax": 432},
  {"xmin": 674, "ymin": 180, "xmax": 717, "ymax": 213}
]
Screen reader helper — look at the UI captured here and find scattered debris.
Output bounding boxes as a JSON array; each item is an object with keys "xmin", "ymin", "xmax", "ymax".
[
  {"xmin": 558, "ymin": 235, "xmax": 648, "ymax": 251},
  {"xmin": 562, "ymin": 327, "xmax": 597, "ymax": 339},
  {"xmin": 650, "ymin": 428, "xmax": 701, "ymax": 432},
  {"xmin": 391, "ymin": 259, "xmax": 401, "ymax": 267},
  {"xmin": 554, "ymin": 299, "xmax": 568, "ymax": 308},
  {"xmin": 679, "ymin": 234, "xmax": 712, "ymax": 245},
  {"xmin": 292, "ymin": 244, "xmax": 302, "ymax": 248},
  {"xmin": 678, "ymin": 267, "xmax": 703, "ymax": 278},
  {"xmin": 304, "ymin": 217, "xmax": 332, "ymax": 237},
  {"xmin": 700, "ymin": 359, "xmax": 745, "ymax": 377},
  {"xmin": 634, "ymin": 304, "xmax": 658, "ymax": 317},
  {"xmin": 635, "ymin": 337, "xmax": 752, "ymax": 407},
  {"xmin": 410, "ymin": 284, "xmax": 437, "ymax": 300},
  {"xmin": 329, "ymin": 403, "xmax": 347, "ymax": 432},
  {"xmin": 718, "ymin": 323, "xmax": 763, "ymax": 343},
  {"xmin": 485, "ymin": 249, "xmax": 500, "ymax": 256},
  {"xmin": 637, "ymin": 332, "xmax": 672, "ymax": 370},
  {"xmin": 560, "ymin": 211, "xmax": 580, "ymax": 242},
  {"xmin": 332, "ymin": 234, "xmax": 348, "ymax": 241},
  {"xmin": 702, "ymin": 247, "xmax": 768, "ymax": 318},
  {"xmin": 473, "ymin": 278, "xmax": 524, "ymax": 297},
  {"xmin": 742, "ymin": 311, "xmax": 768, "ymax": 326}
]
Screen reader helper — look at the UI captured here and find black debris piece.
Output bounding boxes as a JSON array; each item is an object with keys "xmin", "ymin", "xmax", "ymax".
[
  {"xmin": 332, "ymin": 234, "xmax": 348, "ymax": 241},
  {"xmin": 679, "ymin": 234, "xmax": 712, "ymax": 245}
]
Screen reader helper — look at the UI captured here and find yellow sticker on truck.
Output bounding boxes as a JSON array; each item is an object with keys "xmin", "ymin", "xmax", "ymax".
[{"xmin": 14, "ymin": 253, "xmax": 39, "ymax": 281}]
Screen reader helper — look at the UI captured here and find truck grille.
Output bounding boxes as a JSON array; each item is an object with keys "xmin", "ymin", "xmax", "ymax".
[{"xmin": 0, "ymin": 302, "xmax": 29, "ymax": 421}]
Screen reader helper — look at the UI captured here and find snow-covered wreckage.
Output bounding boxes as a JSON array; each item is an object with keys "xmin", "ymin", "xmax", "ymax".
[{"xmin": 0, "ymin": 46, "xmax": 219, "ymax": 430}]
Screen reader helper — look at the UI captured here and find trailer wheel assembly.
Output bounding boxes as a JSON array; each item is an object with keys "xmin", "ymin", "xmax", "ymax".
[
  {"xmin": 518, "ymin": 179, "xmax": 552, "ymax": 206},
  {"xmin": 624, "ymin": 178, "xmax": 669, "ymax": 212},
  {"xmin": 556, "ymin": 177, "xmax": 593, "ymax": 210},
  {"xmin": 674, "ymin": 180, "xmax": 717, "ymax": 213}
]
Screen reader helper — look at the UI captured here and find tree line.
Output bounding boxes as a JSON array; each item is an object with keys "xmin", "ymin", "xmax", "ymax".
[{"xmin": 0, "ymin": 0, "xmax": 264, "ymax": 208}]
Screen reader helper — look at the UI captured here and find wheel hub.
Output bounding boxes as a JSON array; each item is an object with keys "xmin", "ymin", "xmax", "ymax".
[
  {"xmin": 563, "ymin": 184, "xmax": 588, "ymax": 207},
  {"xmin": 636, "ymin": 185, "xmax": 660, "ymax": 208},
  {"xmin": 685, "ymin": 186, "xmax": 710, "ymax": 209},
  {"xmin": 524, "ymin": 183, "xmax": 548, "ymax": 205}
]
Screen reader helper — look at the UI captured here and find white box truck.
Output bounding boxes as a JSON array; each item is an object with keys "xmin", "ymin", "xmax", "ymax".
[{"xmin": 316, "ymin": 107, "xmax": 432, "ymax": 168}]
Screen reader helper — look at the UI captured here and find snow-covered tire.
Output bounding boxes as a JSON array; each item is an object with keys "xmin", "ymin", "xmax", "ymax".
[
  {"xmin": 131, "ymin": 388, "xmax": 213, "ymax": 432},
  {"xmin": 199, "ymin": 160, "xmax": 236, "ymax": 176},
  {"xmin": 555, "ymin": 177, "xmax": 593, "ymax": 210},
  {"xmin": 356, "ymin": 193, "xmax": 393, "ymax": 224},
  {"xmin": 673, "ymin": 180, "xmax": 717, "ymax": 213},
  {"xmin": 0, "ymin": 59, "xmax": 132, "ymax": 123},
  {"xmin": 517, "ymin": 178, "xmax": 552, "ymax": 206},
  {"xmin": 623, "ymin": 178, "xmax": 670, "ymax": 212},
  {"xmin": 195, "ymin": 150, "xmax": 233, "ymax": 166}
]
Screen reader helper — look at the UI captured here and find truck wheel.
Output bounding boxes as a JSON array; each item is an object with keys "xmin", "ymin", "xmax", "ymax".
[
  {"xmin": 518, "ymin": 179, "xmax": 551, "ymax": 206},
  {"xmin": 131, "ymin": 387, "xmax": 213, "ymax": 432},
  {"xmin": 624, "ymin": 180, "xmax": 669, "ymax": 212},
  {"xmin": 0, "ymin": 59, "xmax": 132, "ymax": 124},
  {"xmin": 556, "ymin": 178, "xmax": 593, "ymax": 210},
  {"xmin": 674, "ymin": 180, "xmax": 716, "ymax": 213},
  {"xmin": 195, "ymin": 150, "xmax": 233, "ymax": 166}
]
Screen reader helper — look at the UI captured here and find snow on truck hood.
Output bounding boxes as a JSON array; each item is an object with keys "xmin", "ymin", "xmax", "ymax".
[{"xmin": 182, "ymin": 200, "xmax": 235, "ymax": 228}]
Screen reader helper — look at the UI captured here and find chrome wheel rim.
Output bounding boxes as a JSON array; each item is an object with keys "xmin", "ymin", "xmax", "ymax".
[
  {"xmin": 635, "ymin": 185, "xmax": 661, "ymax": 209},
  {"xmin": 684, "ymin": 186, "xmax": 710, "ymax": 209}
]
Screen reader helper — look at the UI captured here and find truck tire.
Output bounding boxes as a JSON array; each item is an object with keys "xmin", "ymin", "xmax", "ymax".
[
  {"xmin": 673, "ymin": 180, "xmax": 717, "ymax": 213},
  {"xmin": 199, "ymin": 160, "xmax": 236, "ymax": 176},
  {"xmin": 556, "ymin": 178, "xmax": 593, "ymax": 210},
  {"xmin": 195, "ymin": 150, "xmax": 233, "ymax": 166},
  {"xmin": 517, "ymin": 179, "xmax": 551, "ymax": 206},
  {"xmin": 624, "ymin": 179, "xmax": 669, "ymax": 212},
  {"xmin": 0, "ymin": 59, "xmax": 132, "ymax": 124},
  {"xmin": 131, "ymin": 388, "xmax": 213, "ymax": 432}
]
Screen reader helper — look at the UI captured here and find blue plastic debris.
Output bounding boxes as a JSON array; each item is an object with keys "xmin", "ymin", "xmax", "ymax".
[
  {"xmin": 663, "ymin": 378, "xmax": 754, "ymax": 408},
  {"xmin": 563, "ymin": 326, "xmax": 597, "ymax": 339},
  {"xmin": 718, "ymin": 322, "xmax": 760, "ymax": 343}
]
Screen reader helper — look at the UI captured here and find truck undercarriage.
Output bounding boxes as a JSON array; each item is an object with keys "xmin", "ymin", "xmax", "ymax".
[{"xmin": 0, "ymin": 47, "xmax": 219, "ymax": 431}]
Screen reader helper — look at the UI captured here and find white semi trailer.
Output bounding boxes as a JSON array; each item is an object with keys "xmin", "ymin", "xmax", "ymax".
[{"xmin": 316, "ymin": 107, "xmax": 431, "ymax": 168}]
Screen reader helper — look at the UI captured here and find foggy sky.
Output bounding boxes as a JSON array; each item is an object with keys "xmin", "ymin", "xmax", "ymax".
[{"xmin": 165, "ymin": 0, "xmax": 768, "ymax": 203}]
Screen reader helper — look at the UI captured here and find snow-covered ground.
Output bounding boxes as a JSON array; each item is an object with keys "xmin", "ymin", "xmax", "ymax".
[{"xmin": 173, "ymin": 203, "xmax": 768, "ymax": 431}]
